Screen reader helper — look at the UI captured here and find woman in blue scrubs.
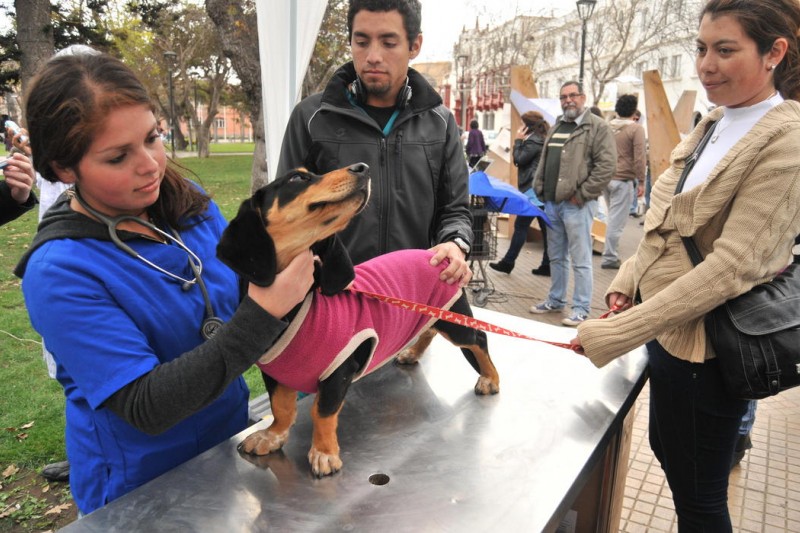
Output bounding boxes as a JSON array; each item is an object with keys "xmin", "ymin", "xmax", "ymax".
[{"xmin": 14, "ymin": 51, "xmax": 316, "ymax": 515}]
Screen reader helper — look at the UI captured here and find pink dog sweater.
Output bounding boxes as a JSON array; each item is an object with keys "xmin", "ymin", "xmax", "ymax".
[{"xmin": 256, "ymin": 249, "xmax": 462, "ymax": 393}]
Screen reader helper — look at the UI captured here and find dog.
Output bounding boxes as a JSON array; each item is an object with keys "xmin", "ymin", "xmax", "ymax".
[{"xmin": 217, "ymin": 163, "xmax": 500, "ymax": 477}]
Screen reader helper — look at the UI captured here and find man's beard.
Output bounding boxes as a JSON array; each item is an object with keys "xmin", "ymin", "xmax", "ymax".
[
  {"xmin": 364, "ymin": 80, "xmax": 391, "ymax": 98},
  {"xmin": 563, "ymin": 106, "xmax": 580, "ymax": 120}
]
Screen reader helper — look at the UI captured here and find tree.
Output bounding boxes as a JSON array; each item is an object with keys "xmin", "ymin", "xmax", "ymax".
[
  {"xmin": 303, "ymin": 0, "xmax": 350, "ymax": 97},
  {"xmin": 2, "ymin": 0, "xmax": 115, "ymax": 99},
  {"xmin": 123, "ymin": 0, "xmax": 233, "ymax": 157},
  {"xmin": 582, "ymin": 0, "xmax": 698, "ymax": 102},
  {"xmin": 204, "ymin": 0, "xmax": 266, "ymax": 189},
  {"xmin": 13, "ymin": 0, "xmax": 53, "ymax": 102}
]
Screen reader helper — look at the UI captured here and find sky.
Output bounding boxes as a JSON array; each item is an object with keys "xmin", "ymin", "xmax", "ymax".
[{"xmin": 416, "ymin": 0, "xmax": 573, "ymax": 63}]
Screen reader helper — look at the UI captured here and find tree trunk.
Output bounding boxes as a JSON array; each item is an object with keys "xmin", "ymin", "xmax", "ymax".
[
  {"xmin": 15, "ymin": 0, "xmax": 54, "ymax": 120},
  {"xmin": 204, "ymin": 0, "xmax": 265, "ymax": 184}
]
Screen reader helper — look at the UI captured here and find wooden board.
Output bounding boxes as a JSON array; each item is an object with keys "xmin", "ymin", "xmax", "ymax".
[
  {"xmin": 643, "ymin": 70, "xmax": 681, "ymax": 184},
  {"xmin": 673, "ymin": 90, "xmax": 698, "ymax": 134}
]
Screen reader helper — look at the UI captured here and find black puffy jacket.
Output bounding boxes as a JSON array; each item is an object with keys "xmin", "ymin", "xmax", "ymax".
[{"xmin": 277, "ymin": 62, "xmax": 472, "ymax": 265}]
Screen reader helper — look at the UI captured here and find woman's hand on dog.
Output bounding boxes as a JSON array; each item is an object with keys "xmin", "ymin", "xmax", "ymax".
[
  {"xmin": 429, "ymin": 242, "xmax": 472, "ymax": 287},
  {"xmin": 247, "ymin": 250, "xmax": 317, "ymax": 318}
]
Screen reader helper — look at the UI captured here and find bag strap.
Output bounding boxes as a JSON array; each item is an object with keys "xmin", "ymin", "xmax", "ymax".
[
  {"xmin": 674, "ymin": 123, "xmax": 716, "ymax": 267},
  {"xmin": 676, "ymin": 121, "xmax": 800, "ymax": 267}
]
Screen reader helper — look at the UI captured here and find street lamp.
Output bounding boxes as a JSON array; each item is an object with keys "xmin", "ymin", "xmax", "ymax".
[
  {"xmin": 457, "ymin": 54, "xmax": 469, "ymax": 130},
  {"xmin": 576, "ymin": 0, "xmax": 597, "ymax": 86},
  {"xmin": 163, "ymin": 50, "xmax": 177, "ymax": 159}
]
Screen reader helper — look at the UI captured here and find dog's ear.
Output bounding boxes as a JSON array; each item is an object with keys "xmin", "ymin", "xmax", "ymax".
[
  {"xmin": 217, "ymin": 197, "xmax": 278, "ymax": 287},
  {"xmin": 311, "ymin": 234, "xmax": 355, "ymax": 295}
]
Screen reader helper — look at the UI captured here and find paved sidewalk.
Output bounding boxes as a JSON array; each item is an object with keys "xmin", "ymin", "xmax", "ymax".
[{"xmin": 469, "ymin": 214, "xmax": 800, "ymax": 532}]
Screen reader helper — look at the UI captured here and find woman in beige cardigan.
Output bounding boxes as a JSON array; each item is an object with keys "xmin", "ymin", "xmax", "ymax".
[{"xmin": 571, "ymin": 0, "xmax": 800, "ymax": 530}]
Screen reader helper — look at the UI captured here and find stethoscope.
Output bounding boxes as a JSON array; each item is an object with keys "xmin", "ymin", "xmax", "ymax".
[{"xmin": 72, "ymin": 189, "xmax": 224, "ymax": 340}]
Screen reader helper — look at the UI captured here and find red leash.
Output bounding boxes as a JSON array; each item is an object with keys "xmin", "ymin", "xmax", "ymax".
[{"xmin": 348, "ymin": 287, "xmax": 620, "ymax": 353}]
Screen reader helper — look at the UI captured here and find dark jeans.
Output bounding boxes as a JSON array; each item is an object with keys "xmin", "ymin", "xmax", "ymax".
[
  {"xmin": 501, "ymin": 216, "xmax": 549, "ymax": 265},
  {"xmin": 647, "ymin": 340, "xmax": 749, "ymax": 532}
]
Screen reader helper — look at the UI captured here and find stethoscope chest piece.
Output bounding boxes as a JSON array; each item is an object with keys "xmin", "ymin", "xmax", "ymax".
[{"xmin": 201, "ymin": 316, "xmax": 224, "ymax": 340}]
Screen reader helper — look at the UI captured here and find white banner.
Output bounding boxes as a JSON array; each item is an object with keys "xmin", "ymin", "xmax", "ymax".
[{"xmin": 257, "ymin": 0, "xmax": 327, "ymax": 181}]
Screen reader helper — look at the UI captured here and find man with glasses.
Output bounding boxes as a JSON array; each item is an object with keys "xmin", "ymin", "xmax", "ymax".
[{"xmin": 529, "ymin": 81, "xmax": 616, "ymax": 326}]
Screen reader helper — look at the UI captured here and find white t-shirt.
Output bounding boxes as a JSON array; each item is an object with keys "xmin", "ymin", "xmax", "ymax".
[{"xmin": 684, "ymin": 92, "xmax": 784, "ymax": 191}]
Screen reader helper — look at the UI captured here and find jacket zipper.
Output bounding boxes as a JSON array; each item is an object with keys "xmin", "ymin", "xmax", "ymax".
[{"xmin": 380, "ymin": 137, "xmax": 389, "ymax": 253}]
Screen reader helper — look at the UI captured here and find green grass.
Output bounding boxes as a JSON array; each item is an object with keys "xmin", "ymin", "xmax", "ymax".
[
  {"xmin": 0, "ymin": 153, "xmax": 265, "ymax": 469},
  {"xmin": 208, "ymin": 142, "xmax": 255, "ymax": 154}
]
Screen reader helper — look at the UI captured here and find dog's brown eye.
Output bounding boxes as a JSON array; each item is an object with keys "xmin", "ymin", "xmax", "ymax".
[{"xmin": 289, "ymin": 173, "xmax": 310, "ymax": 183}]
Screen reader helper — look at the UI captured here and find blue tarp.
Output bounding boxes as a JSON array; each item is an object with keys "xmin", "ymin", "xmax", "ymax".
[{"xmin": 469, "ymin": 171, "xmax": 550, "ymax": 225}]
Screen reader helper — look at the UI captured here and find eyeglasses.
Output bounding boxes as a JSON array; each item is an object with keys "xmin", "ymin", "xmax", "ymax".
[{"xmin": 559, "ymin": 93, "xmax": 584, "ymax": 101}]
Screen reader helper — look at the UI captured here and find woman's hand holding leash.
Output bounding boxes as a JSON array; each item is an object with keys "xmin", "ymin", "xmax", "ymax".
[
  {"xmin": 429, "ymin": 241, "xmax": 472, "ymax": 287},
  {"xmin": 569, "ymin": 295, "xmax": 633, "ymax": 356}
]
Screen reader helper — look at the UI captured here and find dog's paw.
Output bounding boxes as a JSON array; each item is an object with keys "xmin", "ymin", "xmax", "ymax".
[
  {"xmin": 308, "ymin": 447, "xmax": 343, "ymax": 477},
  {"xmin": 474, "ymin": 376, "xmax": 500, "ymax": 395},
  {"xmin": 395, "ymin": 348, "xmax": 422, "ymax": 365},
  {"xmin": 238, "ymin": 428, "xmax": 289, "ymax": 456}
]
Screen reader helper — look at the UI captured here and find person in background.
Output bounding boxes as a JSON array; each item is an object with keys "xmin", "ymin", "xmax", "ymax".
[
  {"xmin": 2, "ymin": 114, "xmax": 14, "ymax": 153},
  {"xmin": 14, "ymin": 50, "xmax": 315, "ymax": 515},
  {"xmin": 529, "ymin": 80, "xmax": 616, "ymax": 327},
  {"xmin": 465, "ymin": 118, "xmax": 488, "ymax": 168},
  {"xmin": 489, "ymin": 110, "xmax": 550, "ymax": 276},
  {"xmin": 277, "ymin": 0, "xmax": 473, "ymax": 286},
  {"xmin": 629, "ymin": 109, "xmax": 647, "ymax": 218},
  {"xmin": 0, "ymin": 131, "xmax": 37, "ymax": 225},
  {"xmin": 601, "ymin": 94, "xmax": 646, "ymax": 270},
  {"xmin": 571, "ymin": 0, "xmax": 800, "ymax": 528}
]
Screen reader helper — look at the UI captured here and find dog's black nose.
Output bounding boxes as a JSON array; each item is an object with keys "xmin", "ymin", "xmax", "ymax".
[{"xmin": 349, "ymin": 163, "xmax": 369, "ymax": 175}]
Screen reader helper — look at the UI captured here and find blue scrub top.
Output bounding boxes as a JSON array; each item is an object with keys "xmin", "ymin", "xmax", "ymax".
[{"xmin": 22, "ymin": 200, "xmax": 247, "ymax": 514}]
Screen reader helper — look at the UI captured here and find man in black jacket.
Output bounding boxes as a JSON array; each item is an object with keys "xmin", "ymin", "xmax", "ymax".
[{"xmin": 277, "ymin": 0, "xmax": 472, "ymax": 286}]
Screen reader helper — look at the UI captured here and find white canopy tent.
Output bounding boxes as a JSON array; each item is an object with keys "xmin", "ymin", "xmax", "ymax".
[{"xmin": 256, "ymin": 0, "xmax": 328, "ymax": 181}]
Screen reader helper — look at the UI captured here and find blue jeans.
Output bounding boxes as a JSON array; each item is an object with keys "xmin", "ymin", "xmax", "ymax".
[
  {"xmin": 647, "ymin": 340, "xmax": 750, "ymax": 532},
  {"xmin": 739, "ymin": 400, "xmax": 757, "ymax": 435},
  {"xmin": 543, "ymin": 200, "xmax": 595, "ymax": 315},
  {"xmin": 501, "ymin": 216, "xmax": 549, "ymax": 265},
  {"xmin": 602, "ymin": 180, "xmax": 634, "ymax": 264}
]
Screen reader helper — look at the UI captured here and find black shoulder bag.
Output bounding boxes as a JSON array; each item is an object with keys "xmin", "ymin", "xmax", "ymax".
[{"xmin": 676, "ymin": 123, "xmax": 800, "ymax": 399}]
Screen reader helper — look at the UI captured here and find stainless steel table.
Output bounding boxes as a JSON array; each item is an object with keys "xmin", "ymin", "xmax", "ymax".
[{"xmin": 62, "ymin": 308, "xmax": 647, "ymax": 532}]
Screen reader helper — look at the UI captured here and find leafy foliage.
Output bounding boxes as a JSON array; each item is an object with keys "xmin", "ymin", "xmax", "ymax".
[
  {"xmin": 303, "ymin": 0, "xmax": 351, "ymax": 97},
  {"xmin": 0, "ymin": 0, "xmax": 118, "ymax": 93}
]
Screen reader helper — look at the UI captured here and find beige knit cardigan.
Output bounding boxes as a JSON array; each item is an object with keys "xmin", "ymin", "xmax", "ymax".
[{"xmin": 578, "ymin": 101, "xmax": 800, "ymax": 368}]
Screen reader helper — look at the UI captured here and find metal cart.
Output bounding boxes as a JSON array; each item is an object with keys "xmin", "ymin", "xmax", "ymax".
[{"xmin": 468, "ymin": 194, "xmax": 498, "ymax": 307}]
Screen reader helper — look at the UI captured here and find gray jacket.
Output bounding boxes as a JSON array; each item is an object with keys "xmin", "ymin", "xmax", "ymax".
[
  {"xmin": 277, "ymin": 62, "xmax": 472, "ymax": 265},
  {"xmin": 533, "ymin": 111, "xmax": 617, "ymax": 205}
]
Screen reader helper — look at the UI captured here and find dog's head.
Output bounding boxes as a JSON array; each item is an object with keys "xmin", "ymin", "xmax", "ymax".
[{"xmin": 217, "ymin": 163, "xmax": 371, "ymax": 293}]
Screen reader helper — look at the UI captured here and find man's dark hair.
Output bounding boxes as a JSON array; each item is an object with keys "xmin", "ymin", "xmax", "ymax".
[
  {"xmin": 347, "ymin": 0, "xmax": 422, "ymax": 48},
  {"xmin": 560, "ymin": 80, "xmax": 583, "ymax": 94},
  {"xmin": 615, "ymin": 94, "xmax": 638, "ymax": 118}
]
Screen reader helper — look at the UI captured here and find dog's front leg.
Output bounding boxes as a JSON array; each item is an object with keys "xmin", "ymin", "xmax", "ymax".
[
  {"xmin": 240, "ymin": 380, "xmax": 297, "ymax": 455},
  {"xmin": 308, "ymin": 345, "xmax": 368, "ymax": 476},
  {"xmin": 308, "ymin": 396, "xmax": 343, "ymax": 477}
]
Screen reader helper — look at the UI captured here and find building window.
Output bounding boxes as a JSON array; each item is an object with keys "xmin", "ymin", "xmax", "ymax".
[
  {"xmin": 658, "ymin": 56, "xmax": 669, "ymax": 78},
  {"xmin": 635, "ymin": 61, "xmax": 647, "ymax": 79},
  {"xmin": 672, "ymin": 55, "xmax": 682, "ymax": 78}
]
